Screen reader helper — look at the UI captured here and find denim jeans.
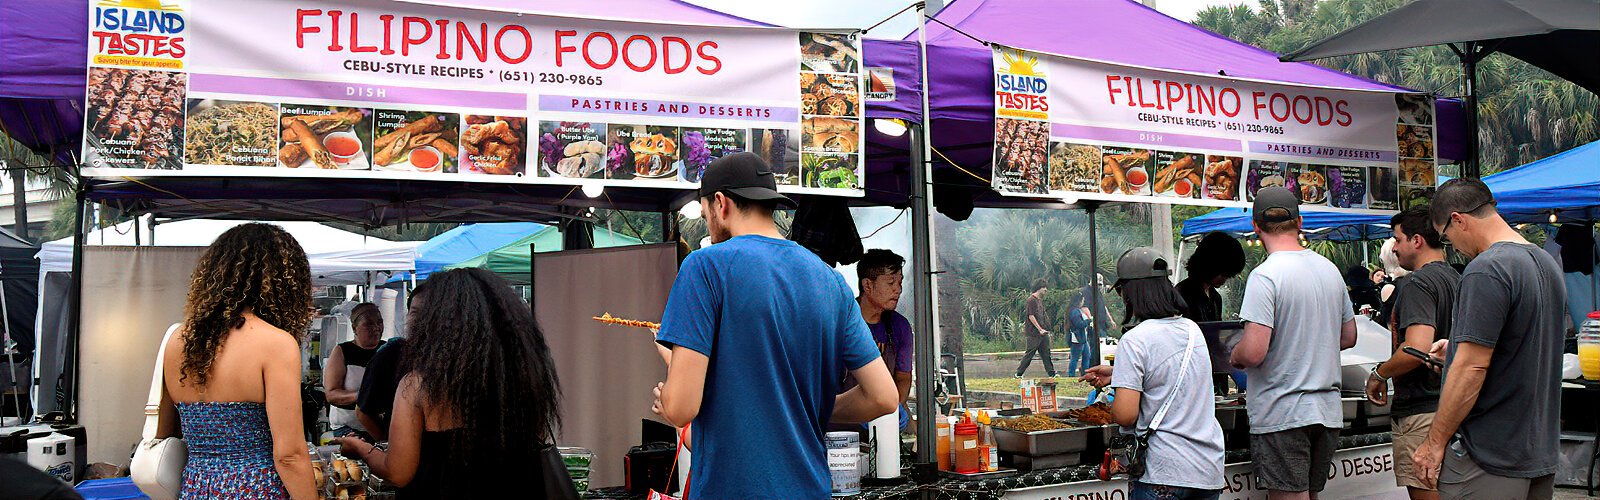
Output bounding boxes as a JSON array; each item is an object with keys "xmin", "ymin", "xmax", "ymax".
[
  {"xmin": 1066, "ymin": 342, "xmax": 1091, "ymax": 376},
  {"xmin": 1129, "ymin": 482, "xmax": 1222, "ymax": 500}
]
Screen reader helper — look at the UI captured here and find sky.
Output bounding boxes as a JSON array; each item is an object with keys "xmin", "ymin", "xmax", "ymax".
[{"xmin": 684, "ymin": 0, "xmax": 1246, "ymax": 37}]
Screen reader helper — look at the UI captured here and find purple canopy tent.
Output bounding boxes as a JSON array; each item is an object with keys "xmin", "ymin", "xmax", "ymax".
[
  {"xmin": 906, "ymin": 0, "xmax": 1469, "ymax": 212},
  {"xmin": 0, "ymin": 1, "xmax": 927, "ymax": 217},
  {"xmin": 2, "ymin": 0, "xmax": 934, "ymax": 434}
]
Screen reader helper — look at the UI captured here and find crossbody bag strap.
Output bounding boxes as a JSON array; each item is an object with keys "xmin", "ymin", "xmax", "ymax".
[
  {"xmin": 142, "ymin": 323, "xmax": 182, "ymax": 440},
  {"xmin": 1147, "ymin": 321, "xmax": 1198, "ymax": 433}
]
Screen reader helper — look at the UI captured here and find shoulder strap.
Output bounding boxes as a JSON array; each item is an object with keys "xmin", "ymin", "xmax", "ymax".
[
  {"xmin": 1148, "ymin": 321, "xmax": 1198, "ymax": 433},
  {"xmin": 142, "ymin": 323, "xmax": 182, "ymax": 440}
]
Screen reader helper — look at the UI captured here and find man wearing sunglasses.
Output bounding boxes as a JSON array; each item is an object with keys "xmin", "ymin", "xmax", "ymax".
[{"xmin": 1411, "ymin": 178, "xmax": 1565, "ymax": 499}]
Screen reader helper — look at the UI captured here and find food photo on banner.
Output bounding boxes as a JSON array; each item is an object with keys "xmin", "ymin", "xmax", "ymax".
[
  {"xmin": 989, "ymin": 45, "xmax": 1436, "ymax": 212},
  {"xmin": 78, "ymin": 0, "xmax": 867, "ymax": 196}
]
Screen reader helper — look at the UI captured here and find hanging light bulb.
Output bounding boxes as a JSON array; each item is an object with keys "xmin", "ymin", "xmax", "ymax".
[
  {"xmin": 581, "ymin": 183, "xmax": 604, "ymax": 198},
  {"xmin": 872, "ymin": 118, "xmax": 908, "ymax": 137},
  {"xmin": 1550, "ymin": 210, "xmax": 1559, "ymax": 224},
  {"xmin": 680, "ymin": 200, "xmax": 703, "ymax": 220},
  {"xmin": 1061, "ymin": 193, "xmax": 1079, "ymax": 205},
  {"xmin": 699, "ymin": 236, "xmax": 713, "ymax": 248}
]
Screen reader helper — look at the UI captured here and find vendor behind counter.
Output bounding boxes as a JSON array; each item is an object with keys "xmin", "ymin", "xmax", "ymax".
[{"xmin": 1177, "ymin": 232, "xmax": 1246, "ymax": 395}]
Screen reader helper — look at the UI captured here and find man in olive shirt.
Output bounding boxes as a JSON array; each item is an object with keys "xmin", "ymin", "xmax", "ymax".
[
  {"xmin": 1366, "ymin": 206, "xmax": 1457, "ymax": 500},
  {"xmin": 1014, "ymin": 278, "xmax": 1057, "ymax": 378},
  {"xmin": 1414, "ymin": 179, "xmax": 1565, "ymax": 498}
]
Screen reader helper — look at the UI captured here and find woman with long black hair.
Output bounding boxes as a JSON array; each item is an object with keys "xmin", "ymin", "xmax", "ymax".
[
  {"xmin": 335, "ymin": 268, "xmax": 569, "ymax": 498},
  {"xmin": 1082, "ymin": 248, "xmax": 1225, "ymax": 500}
]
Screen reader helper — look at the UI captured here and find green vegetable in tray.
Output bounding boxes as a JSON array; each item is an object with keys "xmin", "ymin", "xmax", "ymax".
[
  {"xmin": 559, "ymin": 447, "xmax": 593, "ymax": 468},
  {"xmin": 565, "ymin": 466, "xmax": 590, "ymax": 479}
]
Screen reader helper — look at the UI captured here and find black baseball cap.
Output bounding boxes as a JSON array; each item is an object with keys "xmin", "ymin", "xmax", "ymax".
[
  {"xmin": 1252, "ymin": 186, "xmax": 1300, "ymax": 223},
  {"xmin": 697, "ymin": 152, "xmax": 796, "ymax": 208}
]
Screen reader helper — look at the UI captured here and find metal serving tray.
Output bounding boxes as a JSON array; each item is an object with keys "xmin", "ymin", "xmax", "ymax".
[{"xmin": 991, "ymin": 426, "xmax": 1092, "ymax": 457}]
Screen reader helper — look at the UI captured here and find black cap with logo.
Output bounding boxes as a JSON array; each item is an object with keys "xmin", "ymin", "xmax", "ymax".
[
  {"xmin": 697, "ymin": 152, "xmax": 796, "ymax": 208},
  {"xmin": 1252, "ymin": 186, "xmax": 1301, "ymax": 223}
]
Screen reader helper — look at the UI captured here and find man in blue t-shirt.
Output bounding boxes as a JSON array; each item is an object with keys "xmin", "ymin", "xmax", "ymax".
[
  {"xmin": 850, "ymin": 249, "xmax": 914, "ymax": 429},
  {"xmin": 652, "ymin": 152, "xmax": 899, "ymax": 499}
]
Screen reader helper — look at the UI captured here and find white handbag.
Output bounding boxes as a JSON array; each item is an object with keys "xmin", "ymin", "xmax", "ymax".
[{"xmin": 130, "ymin": 323, "xmax": 187, "ymax": 500}]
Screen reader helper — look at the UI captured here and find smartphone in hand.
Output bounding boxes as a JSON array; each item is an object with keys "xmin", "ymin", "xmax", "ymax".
[{"xmin": 1401, "ymin": 346, "xmax": 1445, "ymax": 370}]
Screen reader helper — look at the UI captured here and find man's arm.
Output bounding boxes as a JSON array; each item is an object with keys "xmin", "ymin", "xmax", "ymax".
[
  {"xmin": 1339, "ymin": 319, "xmax": 1358, "ymax": 350},
  {"xmin": 1411, "ymin": 341, "xmax": 1493, "ymax": 488},
  {"xmin": 1377, "ymin": 324, "xmax": 1435, "ymax": 379},
  {"xmin": 1029, "ymin": 314, "xmax": 1049, "ymax": 334},
  {"xmin": 892, "ymin": 371, "xmax": 912, "ymax": 404},
  {"xmin": 652, "ymin": 345, "xmax": 709, "ymax": 428},
  {"xmin": 832, "ymin": 358, "xmax": 898, "ymax": 424},
  {"xmin": 323, "ymin": 346, "xmax": 357, "ymax": 408},
  {"xmin": 1230, "ymin": 322, "xmax": 1273, "ymax": 369}
]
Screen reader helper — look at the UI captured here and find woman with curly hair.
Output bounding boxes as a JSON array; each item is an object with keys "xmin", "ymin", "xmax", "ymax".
[
  {"xmin": 154, "ymin": 223, "xmax": 317, "ymax": 499},
  {"xmin": 335, "ymin": 268, "xmax": 571, "ymax": 498}
]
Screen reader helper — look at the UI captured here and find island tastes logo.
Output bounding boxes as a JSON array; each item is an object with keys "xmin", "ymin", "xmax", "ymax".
[
  {"xmin": 995, "ymin": 48, "xmax": 1049, "ymax": 121},
  {"xmin": 91, "ymin": 0, "xmax": 188, "ymax": 69}
]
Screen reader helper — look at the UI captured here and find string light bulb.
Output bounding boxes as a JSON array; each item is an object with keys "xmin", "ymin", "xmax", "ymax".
[{"xmin": 1550, "ymin": 210, "xmax": 1559, "ymax": 224}]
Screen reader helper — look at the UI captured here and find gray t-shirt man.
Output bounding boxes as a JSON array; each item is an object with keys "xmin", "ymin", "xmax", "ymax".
[
  {"xmin": 1239, "ymin": 249, "xmax": 1354, "ymax": 433},
  {"xmin": 1110, "ymin": 317, "xmax": 1226, "ymax": 489},
  {"xmin": 1448, "ymin": 241, "xmax": 1565, "ymax": 478}
]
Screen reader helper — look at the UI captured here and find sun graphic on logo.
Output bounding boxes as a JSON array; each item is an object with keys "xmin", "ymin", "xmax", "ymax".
[
  {"xmin": 1001, "ymin": 50, "xmax": 1042, "ymax": 77},
  {"xmin": 97, "ymin": 0, "xmax": 181, "ymax": 11}
]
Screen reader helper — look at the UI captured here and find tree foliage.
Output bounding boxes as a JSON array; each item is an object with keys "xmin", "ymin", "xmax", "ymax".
[{"xmin": 1194, "ymin": 0, "xmax": 1598, "ymax": 174}]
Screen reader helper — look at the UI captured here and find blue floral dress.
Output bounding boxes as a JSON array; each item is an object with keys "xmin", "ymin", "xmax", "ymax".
[{"xmin": 177, "ymin": 402, "xmax": 290, "ymax": 499}]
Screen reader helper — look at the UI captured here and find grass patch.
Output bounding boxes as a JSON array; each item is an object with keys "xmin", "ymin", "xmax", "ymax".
[{"xmin": 962, "ymin": 377, "xmax": 1095, "ymax": 399}]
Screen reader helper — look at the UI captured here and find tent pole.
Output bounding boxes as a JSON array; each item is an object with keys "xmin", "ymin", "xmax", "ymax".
[
  {"xmin": 64, "ymin": 181, "xmax": 87, "ymax": 421},
  {"xmin": 1088, "ymin": 203, "xmax": 1102, "ymax": 367},
  {"xmin": 911, "ymin": 0, "xmax": 939, "ymax": 472},
  {"xmin": 1458, "ymin": 41, "xmax": 1483, "ymax": 179},
  {"xmin": 1, "ymin": 261, "xmax": 21, "ymax": 421}
]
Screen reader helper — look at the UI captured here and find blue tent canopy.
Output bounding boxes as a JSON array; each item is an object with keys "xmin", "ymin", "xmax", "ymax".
[
  {"xmin": 1480, "ymin": 140, "xmax": 1600, "ymax": 223},
  {"xmin": 391, "ymin": 222, "xmax": 547, "ymax": 282},
  {"xmin": 1182, "ymin": 208, "xmax": 1391, "ymax": 241}
]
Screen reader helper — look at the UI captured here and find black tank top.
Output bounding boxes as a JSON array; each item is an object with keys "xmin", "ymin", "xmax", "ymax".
[
  {"xmin": 337, "ymin": 341, "xmax": 383, "ymax": 368},
  {"xmin": 398, "ymin": 430, "xmax": 544, "ymax": 499}
]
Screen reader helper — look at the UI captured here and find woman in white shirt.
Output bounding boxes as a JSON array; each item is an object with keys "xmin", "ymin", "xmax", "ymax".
[{"xmin": 1083, "ymin": 247, "xmax": 1226, "ymax": 500}]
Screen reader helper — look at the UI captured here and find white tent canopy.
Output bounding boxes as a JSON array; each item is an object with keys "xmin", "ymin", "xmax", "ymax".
[{"xmin": 38, "ymin": 219, "xmax": 420, "ymax": 284}]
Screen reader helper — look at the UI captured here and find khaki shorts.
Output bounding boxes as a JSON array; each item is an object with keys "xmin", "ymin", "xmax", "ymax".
[
  {"xmin": 1439, "ymin": 439, "xmax": 1555, "ymax": 500},
  {"xmin": 1390, "ymin": 413, "xmax": 1436, "ymax": 490}
]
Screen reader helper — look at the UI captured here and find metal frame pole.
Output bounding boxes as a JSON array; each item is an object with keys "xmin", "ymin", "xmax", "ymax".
[
  {"xmin": 1087, "ymin": 204, "xmax": 1102, "ymax": 365},
  {"xmin": 911, "ymin": 1, "xmax": 939, "ymax": 471},
  {"xmin": 64, "ymin": 181, "xmax": 87, "ymax": 421}
]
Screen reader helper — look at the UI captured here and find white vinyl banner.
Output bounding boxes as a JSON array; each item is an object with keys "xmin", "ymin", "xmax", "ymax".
[
  {"xmin": 993, "ymin": 46, "xmax": 1437, "ymax": 213},
  {"xmin": 1004, "ymin": 445, "xmax": 1408, "ymax": 500},
  {"xmin": 82, "ymin": 0, "xmax": 866, "ymax": 196}
]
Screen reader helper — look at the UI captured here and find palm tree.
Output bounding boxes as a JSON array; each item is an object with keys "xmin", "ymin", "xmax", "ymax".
[
  {"xmin": 1195, "ymin": 0, "xmax": 1598, "ymax": 177},
  {"xmin": 1, "ymin": 134, "xmax": 76, "ymax": 242},
  {"xmin": 939, "ymin": 207, "xmax": 1148, "ymax": 354}
]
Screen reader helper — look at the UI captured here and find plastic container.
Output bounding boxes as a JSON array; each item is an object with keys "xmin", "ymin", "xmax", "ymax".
[
  {"xmin": 954, "ymin": 416, "xmax": 980, "ymax": 474},
  {"xmin": 1580, "ymin": 312, "xmax": 1600, "ymax": 380},
  {"xmin": 936, "ymin": 419, "xmax": 952, "ymax": 471},
  {"xmin": 27, "ymin": 432, "xmax": 75, "ymax": 482},
  {"xmin": 981, "ymin": 423, "xmax": 999, "ymax": 472},
  {"xmin": 825, "ymin": 431, "xmax": 860, "ymax": 496}
]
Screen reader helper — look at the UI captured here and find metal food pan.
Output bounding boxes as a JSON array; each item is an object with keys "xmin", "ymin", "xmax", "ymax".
[{"xmin": 991, "ymin": 426, "xmax": 1091, "ymax": 457}]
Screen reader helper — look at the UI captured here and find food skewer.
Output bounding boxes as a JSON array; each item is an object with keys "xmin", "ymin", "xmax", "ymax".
[{"xmin": 592, "ymin": 313, "xmax": 661, "ymax": 330}]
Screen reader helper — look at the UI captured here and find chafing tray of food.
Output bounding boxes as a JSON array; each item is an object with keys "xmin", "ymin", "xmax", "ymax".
[{"xmin": 990, "ymin": 415, "xmax": 1092, "ymax": 457}]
